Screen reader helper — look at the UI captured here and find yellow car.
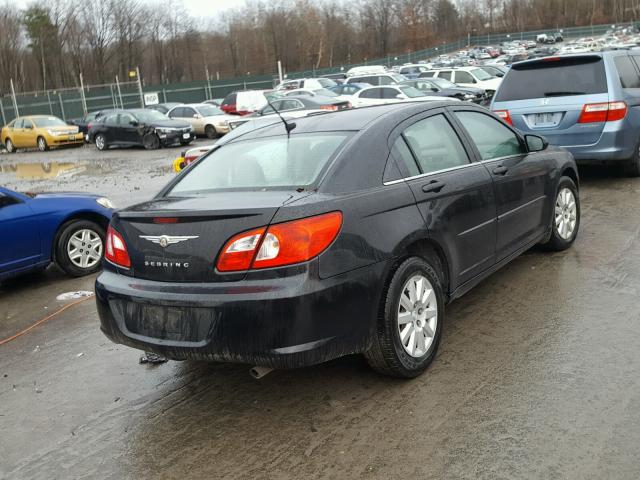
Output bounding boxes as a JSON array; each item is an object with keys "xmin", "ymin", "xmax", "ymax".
[{"xmin": 1, "ymin": 115, "xmax": 84, "ymax": 153}]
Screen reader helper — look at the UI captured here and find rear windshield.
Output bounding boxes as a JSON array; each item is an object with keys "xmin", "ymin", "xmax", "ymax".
[
  {"xmin": 168, "ymin": 133, "xmax": 351, "ymax": 194},
  {"xmin": 494, "ymin": 56, "xmax": 607, "ymax": 102}
]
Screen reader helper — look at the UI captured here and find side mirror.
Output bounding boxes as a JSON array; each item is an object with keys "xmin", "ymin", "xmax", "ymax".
[
  {"xmin": 431, "ymin": 87, "xmax": 439, "ymax": 92},
  {"xmin": 130, "ymin": 120, "xmax": 139, "ymax": 127},
  {"xmin": 496, "ymin": 72, "xmax": 504, "ymax": 77},
  {"xmin": 525, "ymin": 134, "xmax": 548, "ymax": 152},
  {"xmin": 396, "ymin": 94, "xmax": 404, "ymax": 99},
  {"xmin": 194, "ymin": 114, "xmax": 202, "ymax": 119}
]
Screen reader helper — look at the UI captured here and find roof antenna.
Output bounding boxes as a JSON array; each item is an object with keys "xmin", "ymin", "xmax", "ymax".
[{"xmin": 265, "ymin": 96, "xmax": 296, "ymax": 137}]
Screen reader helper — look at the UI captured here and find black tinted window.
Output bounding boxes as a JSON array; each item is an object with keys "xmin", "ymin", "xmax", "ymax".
[
  {"xmin": 169, "ymin": 107, "xmax": 184, "ymax": 118},
  {"xmin": 381, "ymin": 88, "xmax": 399, "ymax": 99},
  {"xmin": 455, "ymin": 71, "xmax": 474, "ymax": 83},
  {"xmin": 438, "ymin": 71, "xmax": 452, "ymax": 81},
  {"xmin": 495, "ymin": 57, "xmax": 607, "ymax": 101},
  {"xmin": 222, "ymin": 93, "xmax": 237, "ymax": 106},
  {"xmin": 0, "ymin": 192, "xmax": 19, "ymax": 208},
  {"xmin": 403, "ymin": 114, "xmax": 470, "ymax": 174},
  {"xmin": 360, "ymin": 89, "xmax": 381, "ymax": 99},
  {"xmin": 615, "ymin": 56, "xmax": 640, "ymax": 88},
  {"xmin": 455, "ymin": 111, "xmax": 525, "ymax": 160},
  {"xmin": 391, "ymin": 137, "xmax": 420, "ymax": 177}
]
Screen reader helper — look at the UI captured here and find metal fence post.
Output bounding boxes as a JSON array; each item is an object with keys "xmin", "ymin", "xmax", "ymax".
[
  {"xmin": 79, "ymin": 73, "xmax": 88, "ymax": 115},
  {"xmin": 162, "ymin": 89, "xmax": 167, "ymax": 102},
  {"xmin": 115, "ymin": 76, "xmax": 124, "ymax": 108},
  {"xmin": 46, "ymin": 91, "xmax": 53, "ymax": 115},
  {"xmin": 10, "ymin": 79, "xmax": 19, "ymax": 117},
  {"xmin": 0, "ymin": 98, "xmax": 5, "ymax": 125},
  {"xmin": 136, "ymin": 66, "xmax": 144, "ymax": 107},
  {"xmin": 58, "ymin": 93, "xmax": 66, "ymax": 120}
]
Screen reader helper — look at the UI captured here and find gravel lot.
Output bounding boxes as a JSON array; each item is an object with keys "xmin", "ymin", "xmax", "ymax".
[{"xmin": 1, "ymin": 144, "xmax": 640, "ymax": 479}]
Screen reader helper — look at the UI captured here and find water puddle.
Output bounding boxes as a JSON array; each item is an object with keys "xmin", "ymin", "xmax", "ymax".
[{"xmin": 0, "ymin": 161, "xmax": 112, "ymax": 181}]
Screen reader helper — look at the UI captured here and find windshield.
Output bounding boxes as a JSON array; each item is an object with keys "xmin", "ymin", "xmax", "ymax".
[
  {"xmin": 265, "ymin": 91, "xmax": 284, "ymax": 101},
  {"xmin": 470, "ymin": 68, "xmax": 493, "ymax": 80},
  {"xmin": 168, "ymin": 133, "xmax": 352, "ymax": 194},
  {"xmin": 399, "ymin": 86, "xmax": 427, "ymax": 98},
  {"xmin": 132, "ymin": 110, "xmax": 169, "ymax": 123},
  {"xmin": 32, "ymin": 117, "xmax": 67, "ymax": 127},
  {"xmin": 391, "ymin": 73, "xmax": 407, "ymax": 83},
  {"xmin": 198, "ymin": 105, "xmax": 224, "ymax": 116},
  {"xmin": 316, "ymin": 78, "xmax": 337, "ymax": 88},
  {"xmin": 430, "ymin": 77, "xmax": 456, "ymax": 89}
]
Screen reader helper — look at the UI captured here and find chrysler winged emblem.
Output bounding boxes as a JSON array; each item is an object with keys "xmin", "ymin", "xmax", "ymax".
[{"xmin": 139, "ymin": 235, "xmax": 199, "ymax": 248}]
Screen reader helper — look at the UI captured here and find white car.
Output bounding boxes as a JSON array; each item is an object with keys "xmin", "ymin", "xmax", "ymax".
[
  {"xmin": 346, "ymin": 65, "xmax": 387, "ymax": 77},
  {"xmin": 276, "ymin": 78, "xmax": 337, "ymax": 91},
  {"xmin": 167, "ymin": 103, "xmax": 234, "ymax": 138},
  {"xmin": 422, "ymin": 67, "xmax": 502, "ymax": 98},
  {"xmin": 283, "ymin": 88, "xmax": 349, "ymax": 102},
  {"xmin": 350, "ymin": 85, "xmax": 455, "ymax": 108},
  {"xmin": 346, "ymin": 73, "xmax": 407, "ymax": 86}
]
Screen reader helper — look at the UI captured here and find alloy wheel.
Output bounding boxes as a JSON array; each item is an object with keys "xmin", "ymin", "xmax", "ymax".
[
  {"xmin": 95, "ymin": 135, "xmax": 105, "ymax": 150},
  {"xmin": 555, "ymin": 187, "xmax": 577, "ymax": 240},
  {"xmin": 67, "ymin": 228, "xmax": 103, "ymax": 269},
  {"xmin": 38, "ymin": 137, "xmax": 47, "ymax": 151},
  {"xmin": 397, "ymin": 274, "xmax": 438, "ymax": 358},
  {"xmin": 5, "ymin": 139, "xmax": 14, "ymax": 153}
]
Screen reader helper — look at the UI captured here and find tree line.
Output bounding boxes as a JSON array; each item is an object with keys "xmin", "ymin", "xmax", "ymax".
[{"xmin": 2, "ymin": 0, "xmax": 640, "ymax": 94}]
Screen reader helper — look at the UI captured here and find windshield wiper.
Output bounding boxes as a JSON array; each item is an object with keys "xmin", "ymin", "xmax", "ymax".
[{"xmin": 543, "ymin": 91, "xmax": 587, "ymax": 97}]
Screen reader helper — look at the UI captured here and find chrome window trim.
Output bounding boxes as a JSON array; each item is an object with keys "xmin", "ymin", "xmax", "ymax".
[
  {"xmin": 479, "ymin": 153, "xmax": 525, "ymax": 164},
  {"xmin": 383, "ymin": 162, "xmax": 478, "ymax": 186}
]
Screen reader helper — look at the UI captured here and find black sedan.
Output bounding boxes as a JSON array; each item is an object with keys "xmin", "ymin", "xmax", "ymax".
[
  {"xmin": 412, "ymin": 76, "xmax": 487, "ymax": 103},
  {"xmin": 96, "ymin": 102, "xmax": 580, "ymax": 378},
  {"xmin": 88, "ymin": 109, "xmax": 195, "ymax": 150},
  {"xmin": 68, "ymin": 110, "xmax": 115, "ymax": 138}
]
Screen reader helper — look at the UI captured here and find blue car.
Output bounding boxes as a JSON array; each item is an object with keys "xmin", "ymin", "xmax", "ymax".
[
  {"xmin": 491, "ymin": 52, "xmax": 640, "ymax": 176},
  {"xmin": 0, "ymin": 186, "xmax": 114, "ymax": 280}
]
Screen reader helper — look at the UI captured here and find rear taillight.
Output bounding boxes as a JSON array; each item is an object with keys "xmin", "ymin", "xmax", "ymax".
[
  {"xmin": 579, "ymin": 101, "xmax": 627, "ymax": 123},
  {"xmin": 320, "ymin": 105, "xmax": 339, "ymax": 111},
  {"xmin": 493, "ymin": 109, "xmax": 513, "ymax": 126},
  {"xmin": 105, "ymin": 225, "xmax": 131, "ymax": 268},
  {"xmin": 216, "ymin": 212, "xmax": 343, "ymax": 272}
]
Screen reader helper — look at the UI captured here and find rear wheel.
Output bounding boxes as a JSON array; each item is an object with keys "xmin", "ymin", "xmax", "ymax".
[
  {"xmin": 365, "ymin": 256, "xmax": 444, "ymax": 378},
  {"xmin": 205, "ymin": 125, "xmax": 218, "ymax": 139},
  {"xmin": 95, "ymin": 134, "xmax": 107, "ymax": 151},
  {"xmin": 55, "ymin": 219, "xmax": 105, "ymax": 277},
  {"xmin": 624, "ymin": 142, "xmax": 640, "ymax": 177},
  {"xmin": 37, "ymin": 136, "xmax": 48, "ymax": 152},
  {"xmin": 143, "ymin": 133, "xmax": 160, "ymax": 150},
  {"xmin": 4, "ymin": 138, "xmax": 15, "ymax": 153},
  {"xmin": 541, "ymin": 176, "xmax": 580, "ymax": 251}
]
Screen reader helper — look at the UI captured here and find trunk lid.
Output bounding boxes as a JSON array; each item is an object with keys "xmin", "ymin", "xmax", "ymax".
[{"xmin": 112, "ymin": 191, "xmax": 307, "ymax": 282}]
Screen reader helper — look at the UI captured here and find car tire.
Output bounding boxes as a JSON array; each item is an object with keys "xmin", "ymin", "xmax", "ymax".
[
  {"xmin": 5, "ymin": 138, "xmax": 15, "ymax": 153},
  {"xmin": 55, "ymin": 219, "xmax": 106, "ymax": 277},
  {"xmin": 541, "ymin": 176, "xmax": 580, "ymax": 251},
  {"xmin": 95, "ymin": 134, "xmax": 107, "ymax": 151},
  {"xmin": 205, "ymin": 125, "xmax": 218, "ymax": 139},
  {"xmin": 365, "ymin": 256, "xmax": 444, "ymax": 378},
  {"xmin": 37, "ymin": 136, "xmax": 48, "ymax": 152},
  {"xmin": 143, "ymin": 133, "xmax": 160, "ymax": 150},
  {"xmin": 624, "ymin": 143, "xmax": 640, "ymax": 177}
]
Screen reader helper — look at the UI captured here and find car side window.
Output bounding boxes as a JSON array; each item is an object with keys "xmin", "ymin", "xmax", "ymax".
[
  {"xmin": 104, "ymin": 114, "xmax": 119, "ymax": 126},
  {"xmin": 381, "ymin": 87, "xmax": 399, "ymax": 99},
  {"xmin": 615, "ymin": 56, "xmax": 640, "ymax": 88},
  {"xmin": 13, "ymin": 119, "xmax": 24, "ymax": 129},
  {"xmin": 439, "ymin": 71, "xmax": 452, "ymax": 81},
  {"xmin": 379, "ymin": 76, "xmax": 393, "ymax": 85},
  {"xmin": 0, "ymin": 192, "xmax": 19, "ymax": 208},
  {"xmin": 455, "ymin": 111, "xmax": 525, "ymax": 160},
  {"xmin": 391, "ymin": 137, "xmax": 420, "ymax": 178},
  {"xmin": 183, "ymin": 107, "xmax": 196, "ymax": 117},
  {"xmin": 456, "ymin": 71, "xmax": 474, "ymax": 83},
  {"xmin": 169, "ymin": 107, "xmax": 184, "ymax": 118},
  {"xmin": 280, "ymin": 100, "xmax": 303, "ymax": 111},
  {"xmin": 360, "ymin": 89, "xmax": 381, "ymax": 99},
  {"xmin": 402, "ymin": 114, "xmax": 470, "ymax": 174},
  {"xmin": 421, "ymin": 72, "xmax": 435, "ymax": 77},
  {"xmin": 118, "ymin": 113, "xmax": 136, "ymax": 125}
]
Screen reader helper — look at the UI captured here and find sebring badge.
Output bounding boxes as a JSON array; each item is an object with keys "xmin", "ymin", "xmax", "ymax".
[{"xmin": 139, "ymin": 235, "xmax": 199, "ymax": 248}]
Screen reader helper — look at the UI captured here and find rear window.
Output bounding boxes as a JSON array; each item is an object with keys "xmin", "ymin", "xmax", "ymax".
[
  {"xmin": 168, "ymin": 133, "xmax": 352, "ymax": 194},
  {"xmin": 494, "ymin": 57, "xmax": 607, "ymax": 102}
]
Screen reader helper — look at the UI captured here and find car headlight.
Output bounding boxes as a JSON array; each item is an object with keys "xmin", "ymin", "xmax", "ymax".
[
  {"xmin": 464, "ymin": 94, "xmax": 476, "ymax": 100},
  {"xmin": 47, "ymin": 129, "xmax": 63, "ymax": 136},
  {"xmin": 96, "ymin": 197, "xmax": 115, "ymax": 209}
]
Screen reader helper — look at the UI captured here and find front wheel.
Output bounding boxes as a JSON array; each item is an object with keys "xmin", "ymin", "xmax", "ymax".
[
  {"xmin": 204, "ymin": 125, "xmax": 218, "ymax": 139},
  {"xmin": 95, "ymin": 134, "xmax": 107, "ymax": 151},
  {"xmin": 143, "ymin": 133, "xmax": 160, "ymax": 150},
  {"xmin": 541, "ymin": 176, "xmax": 580, "ymax": 251},
  {"xmin": 55, "ymin": 219, "xmax": 106, "ymax": 277},
  {"xmin": 37, "ymin": 136, "xmax": 48, "ymax": 152},
  {"xmin": 4, "ymin": 138, "xmax": 15, "ymax": 153},
  {"xmin": 365, "ymin": 256, "xmax": 444, "ymax": 378}
]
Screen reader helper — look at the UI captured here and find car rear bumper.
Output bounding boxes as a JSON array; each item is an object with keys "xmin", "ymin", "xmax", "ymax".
[
  {"xmin": 95, "ymin": 261, "xmax": 386, "ymax": 368},
  {"xmin": 560, "ymin": 126, "xmax": 637, "ymax": 162}
]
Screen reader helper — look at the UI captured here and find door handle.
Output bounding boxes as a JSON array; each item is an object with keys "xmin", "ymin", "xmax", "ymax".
[
  {"xmin": 422, "ymin": 180, "xmax": 445, "ymax": 193},
  {"xmin": 492, "ymin": 165, "xmax": 508, "ymax": 175}
]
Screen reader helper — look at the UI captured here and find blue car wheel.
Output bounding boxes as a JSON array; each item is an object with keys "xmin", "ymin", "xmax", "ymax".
[{"xmin": 55, "ymin": 219, "xmax": 106, "ymax": 277}]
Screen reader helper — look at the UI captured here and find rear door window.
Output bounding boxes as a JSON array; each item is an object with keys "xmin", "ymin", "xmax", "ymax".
[
  {"xmin": 455, "ymin": 71, "xmax": 474, "ymax": 83},
  {"xmin": 455, "ymin": 111, "xmax": 525, "ymax": 160},
  {"xmin": 494, "ymin": 56, "xmax": 608, "ymax": 101},
  {"xmin": 402, "ymin": 114, "xmax": 470, "ymax": 174},
  {"xmin": 616, "ymin": 56, "xmax": 640, "ymax": 88},
  {"xmin": 360, "ymin": 89, "xmax": 381, "ymax": 99}
]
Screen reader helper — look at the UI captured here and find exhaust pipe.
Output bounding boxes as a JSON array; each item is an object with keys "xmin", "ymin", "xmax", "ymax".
[{"xmin": 249, "ymin": 366, "xmax": 273, "ymax": 379}]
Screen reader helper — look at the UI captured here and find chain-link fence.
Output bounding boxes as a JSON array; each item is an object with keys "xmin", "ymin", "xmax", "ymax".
[{"xmin": 1, "ymin": 20, "xmax": 637, "ymax": 124}]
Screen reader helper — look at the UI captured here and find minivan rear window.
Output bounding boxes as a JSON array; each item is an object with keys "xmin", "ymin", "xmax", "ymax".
[
  {"xmin": 494, "ymin": 56, "xmax": 607, "ymax": 102},
  {"xmin": 169, "ymin": 133, "xmax": 352, "ymax": 194}
]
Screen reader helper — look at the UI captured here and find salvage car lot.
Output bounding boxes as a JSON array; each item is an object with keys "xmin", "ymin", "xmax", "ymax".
[{"xmin": 1, "ymin": 141, "xmax": 640, "ymax": 478}]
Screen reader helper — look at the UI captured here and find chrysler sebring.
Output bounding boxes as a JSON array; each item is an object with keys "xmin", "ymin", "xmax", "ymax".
[{"xmin": 96, "ymin": 102, "xmax": 580, "ymax": 378}]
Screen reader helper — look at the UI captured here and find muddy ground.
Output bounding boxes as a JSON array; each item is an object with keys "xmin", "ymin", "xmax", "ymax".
[{"xmin": 1, "ymin": 143, "xmax": 639, "ymax": 479}]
